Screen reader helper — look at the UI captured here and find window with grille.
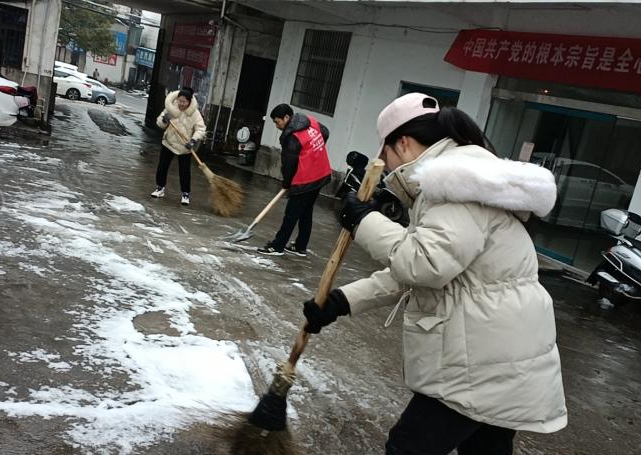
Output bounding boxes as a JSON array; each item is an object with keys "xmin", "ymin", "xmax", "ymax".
[
  {"xmin": 0, "ymin": 4, "xmax": 27, "ymax": 68},
  {"xmin": 291, "ymin": 29, "xmax": 351, "ymax": 116}
]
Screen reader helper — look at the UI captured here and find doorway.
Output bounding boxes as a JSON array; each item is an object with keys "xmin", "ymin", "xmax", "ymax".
[{"xmin": 224, "ymin": 54, "xmax": 276, "ymax": 151}]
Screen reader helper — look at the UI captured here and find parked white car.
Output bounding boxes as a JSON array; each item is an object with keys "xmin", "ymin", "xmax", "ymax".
[
  {"xmin": 54, "ymin": 60, "xmax": 79, "ymax": 72},
  {"xmin": 0, "ymin": 76, "xmax": 33, "ymax": 126},
  {"xmin": 53, "ymin": 69, "xmax": 92, "ymax": 100},
  {"xmin": 542, "ymin": 157, "xmax": 634, "ymax": 230}
]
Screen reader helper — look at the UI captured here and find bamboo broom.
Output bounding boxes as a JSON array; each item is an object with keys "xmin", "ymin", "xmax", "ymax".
[
  {"xmin": 168, "ymin": 121, "xmax": 244, "ymax": 217},
  {"xmin": 224, "ymin": 158, "xmax": 386, "ymax": 454}
]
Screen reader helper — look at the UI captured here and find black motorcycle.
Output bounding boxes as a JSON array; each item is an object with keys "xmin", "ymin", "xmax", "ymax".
[{"xmin": 334, "ymin": 151, "xmax": 410, "ymax": 227}]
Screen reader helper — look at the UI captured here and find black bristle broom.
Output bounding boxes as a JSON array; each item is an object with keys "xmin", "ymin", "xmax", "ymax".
[{"xmin": 224, "ymin": 158, "xmax": 385, "ymax": 454}]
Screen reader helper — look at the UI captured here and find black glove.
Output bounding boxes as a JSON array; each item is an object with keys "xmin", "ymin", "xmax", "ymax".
[
  {"xmin": 303, "ymin": 289, "xmax": 351, "ymax": 334},
  {"xmin": 340, "ymin": 191, "xmax": 382, "ymax": 234},
  {"xmin": 162, "ymin": 113, "xmax": 171, "ymax": 124},
  {"xmin": 185, "ymin": 139, "xmax": 198, "ymax": 150}
]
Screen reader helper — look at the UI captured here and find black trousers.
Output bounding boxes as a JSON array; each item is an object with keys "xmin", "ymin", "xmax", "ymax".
[
  {"xmin": 155, "ymin": 146, "xmax": 191, "ymax": 193},
  {"xmin": 271, "ymin": 188, "xmax": 321, "ymax": 251},
  {"xmin": 386, "ymin": 393, "xmax": 516, "ymax": 455}
]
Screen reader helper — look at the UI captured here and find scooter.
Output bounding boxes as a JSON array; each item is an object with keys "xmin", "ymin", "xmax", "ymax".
[
  {"xmin": 334, "ymin": 150, "xmax": 410, "ymax": 227},
  {"xmin": 0, "ymin": 83, "xmax": 38, "ymax": 124},
  {"xmin": 586, "ymin": 208, "xmax": 641, "ymax": 306}
]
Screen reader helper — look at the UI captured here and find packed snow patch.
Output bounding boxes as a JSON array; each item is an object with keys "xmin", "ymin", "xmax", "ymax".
[
  {"xmin": 105, "ymin": 195, "xmax": 145, "ymax": 213},
  {"xmin": 0, "ymin": 181, "xmax": 258, "ymax": 453},
  {"xmin": 6, "ymin": 349, "xmax": 73, "ymax": 372}
]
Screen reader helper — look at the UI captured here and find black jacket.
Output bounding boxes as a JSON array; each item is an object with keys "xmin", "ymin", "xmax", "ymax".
[{"xmin": 280, "ymin": 113, "xmax": 331, "ymax": 195}]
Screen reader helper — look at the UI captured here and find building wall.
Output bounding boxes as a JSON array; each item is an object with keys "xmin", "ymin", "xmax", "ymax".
[
  {"xmin": 140, "ymin": 11, "xmax": 161, "ymax": 49},
  {"xmin": 148, "ymin": 9, "xmax": 283, "ymax": 140},
  {"xmin": 262, "ymin": 3, "xmax": 641, "ymax": 172},
  {"xmin": 85, "ymin": 53, "xmax": 138, "ymax": 85},
  {"xmin": 83, "ymin": 13, "xmax": 160, "ymax": 85},
  {"xmin": 262, "ymin": 20, "xmax": 469, "ymax": 171},
  {"xmin": 155, "ymin": 13, "xmax": 219, "ymax": 119},
  {"xmin": 83, "ymin": 23, "xmax": 128, "ymax": 84},
  {"xmin": 3, "ymin": 0, "xmax": 62, "ymax": 125}
]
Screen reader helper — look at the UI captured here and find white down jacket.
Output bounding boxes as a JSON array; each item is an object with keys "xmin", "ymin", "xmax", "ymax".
[
  {"xmin": 156, "ymin": 90, "xmax": 206, "ymax": 155},
  {"xmin": 340, "ymin": 138, "xmax": 567, "ymax": 433}
]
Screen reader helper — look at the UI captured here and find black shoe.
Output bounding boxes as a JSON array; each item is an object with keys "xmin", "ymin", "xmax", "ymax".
[
  {"xmin": 285, "ymin": 243, "xmax": 307, "ymax": 257},
  {"xmin": 257, "ymin": 243, "xmax": 284, "ymax": 256}
]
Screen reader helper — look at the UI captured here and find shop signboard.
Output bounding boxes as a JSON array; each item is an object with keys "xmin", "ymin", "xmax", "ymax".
[
  {"xmin": 93, "ymin": 54, "xmax": 117, "ymax": 66},
  {"xmin": 172, "ymin": 21, "xmax": 216, "ymax": 46},
  {"xmin": 135, "ymin": 47, "xmax": 156, "ymax": 68},
  {"xmin": 113, "ymin": 31, "xmax": 127, "ymax": 56},
  {"xmin": 168, "ymin": 43, "xmax": 209, "ymax": 71}
]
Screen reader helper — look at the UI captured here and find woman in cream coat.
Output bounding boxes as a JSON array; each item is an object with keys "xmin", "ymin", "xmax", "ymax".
[
  {"xmin": 151, "ymin": 87, "xmax": 206, "ymax": 206},
  {"xmin": 302, "ymin": 93, "xmax": 567, "ymax": 454}
]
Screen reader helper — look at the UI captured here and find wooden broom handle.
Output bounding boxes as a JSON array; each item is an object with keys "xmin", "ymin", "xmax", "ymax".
[
  {"xmin": 168, "ymin": 120, "xmax": 205, "ymax": 167},
  {"xmin": 250, "ymin": 189, "xmax": 287, "ymax": 228},
  {"xmin": 287, "ymin": 159, "xmax": 385, "ymax": 367}
]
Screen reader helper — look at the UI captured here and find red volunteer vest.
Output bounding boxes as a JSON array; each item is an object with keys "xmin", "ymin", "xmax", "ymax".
[{"xmin": 291, "ymin": 116, "xmax": 331, "ymax": 185}]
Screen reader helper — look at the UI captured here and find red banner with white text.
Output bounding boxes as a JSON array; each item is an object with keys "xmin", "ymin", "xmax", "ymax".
[
  {"xmin": 445, "ymin": 29, "xmax": 641, "ymax": 93},
  {"xmin": 168, "ymin": 43, "xmax": 210, "ymax": 71}
]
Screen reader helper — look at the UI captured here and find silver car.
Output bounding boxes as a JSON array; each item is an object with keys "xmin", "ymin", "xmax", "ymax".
[{"xmin": 87, "ymin": 78, "xmax": 116, "ymax": 105}]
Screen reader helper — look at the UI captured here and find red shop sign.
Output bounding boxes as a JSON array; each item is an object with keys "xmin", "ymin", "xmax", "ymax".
[
  {"xmin": 93, "ymin": 54, "xmax": 117, "ymax": 66},
  {"xmin": 445, "ymin": 29, "xmax": 641, "ymax": 94},
  {"xmin": 173, "ymin": 21, "xmax": 216, "ymax": 46},
  {"xmin": 168, "ymin": 43, "xmax": 210, "ymax": 70}
]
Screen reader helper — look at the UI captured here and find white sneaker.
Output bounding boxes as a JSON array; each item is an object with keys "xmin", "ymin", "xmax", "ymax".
[
  {"xmin": 151, "ymin": 186, "xmax": 165, "ymax": 198},
  {"xmin": 181, "ymin": 192, "xmax": 190, "ymax": 206}
]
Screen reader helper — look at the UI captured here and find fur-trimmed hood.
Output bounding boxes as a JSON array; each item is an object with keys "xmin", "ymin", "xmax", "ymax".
[
  {"xmin": 164, "ymin": 90, "xmax": 199, "ymax": 117},
  {"xmin": 408, "ymin": 139, "xmax": 557, "ymax": 217},
  {"xmin": 156, "ymin": 90, "xmax": 206, "ymax": 155}
]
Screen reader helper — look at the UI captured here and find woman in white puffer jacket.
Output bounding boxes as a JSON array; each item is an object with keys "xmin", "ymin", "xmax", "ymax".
[
  {"xmin": 302, "ymin": 93, "xmax": 567, "ymax": 454},
  {"xmin": 151, "ymin": 87, "xmax": 206, "ymax": 206}
]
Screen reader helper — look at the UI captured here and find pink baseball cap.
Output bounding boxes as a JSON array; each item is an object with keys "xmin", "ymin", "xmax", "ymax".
[{"xmin": 376, "ymin": 93, "xmax": 440, "ymax": 157}]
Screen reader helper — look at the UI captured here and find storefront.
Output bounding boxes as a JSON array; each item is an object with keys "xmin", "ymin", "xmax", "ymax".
[
  {"xmin": 165, "ymin": 21, "xmax": 216, "ymax": 115},
  {"xmin": 134, "ymin": 46, "xmax": 155, "ymax": 85},
  {"xmin": 447, "ymin": 29, "xmax": 641, "ymax": 271}
]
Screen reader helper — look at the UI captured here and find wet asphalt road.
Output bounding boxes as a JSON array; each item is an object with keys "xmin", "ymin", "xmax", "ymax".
[{"xmin": 0, "ymin": 97, "xmax": 640, "ymax": 454}]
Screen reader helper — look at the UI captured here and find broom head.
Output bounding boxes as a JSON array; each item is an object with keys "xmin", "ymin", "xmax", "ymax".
[
  {"xmin": 198, "ymin": 163, "xmax": 244, "ymax": 217},
  {"xmin": 215, "ymin": 411, "xmax": 299, "ymax": 455},
  {"xmin": 225, "ymin": 361, "xmax": 297, "ymax": 454}
]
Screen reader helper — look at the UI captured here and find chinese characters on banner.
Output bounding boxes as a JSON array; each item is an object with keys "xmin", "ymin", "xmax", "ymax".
[
  {"xmin": 167, "ymin": 20, "xmax": 217, "ymax": 115},
  {"xmin": 445, "ymin": 29, "xmax": 641, "ymax": 94},
  {"xmin": 173, "ymin": 22, "xmax": 216, "ymax": 46},
  {"xmin": 93, "ymin": 54, "xmax": 117, "ymax": 66},
  {"xmin": 168, "ymin": 44, "xmax": 210, "ymax": 71},
  {"xmin": 168, "ymin": 20, "xmax": 216, "ymax": 69}
]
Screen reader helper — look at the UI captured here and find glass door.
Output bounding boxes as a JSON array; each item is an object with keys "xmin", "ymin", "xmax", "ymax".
[
  {"xmin": 486, "ymin": 100, "xmax": 627, "ymax": 269},
  {"xmin": 573, "ymin": 117, "xmax": 641, "ymax": 269}
]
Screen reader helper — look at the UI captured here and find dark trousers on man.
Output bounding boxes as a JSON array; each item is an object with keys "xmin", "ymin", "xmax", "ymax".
[
  {"xmin": 385, "ymin": 393, "xmax": 516, "ymax": 455},
  {"xmin": 271, "ymin": 188, "xmax": 321, "ymax": 252},
  {"xmin": 156, "ymin": 146, "xmax": 191, "ymax": 193}
]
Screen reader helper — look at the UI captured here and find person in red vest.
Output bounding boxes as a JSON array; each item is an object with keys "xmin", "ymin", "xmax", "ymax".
[{"xmin": 258, "ymin": 103, "xmax": 331, "ymax": 257}]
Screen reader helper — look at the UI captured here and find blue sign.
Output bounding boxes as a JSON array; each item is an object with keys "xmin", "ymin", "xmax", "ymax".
[
  {"xmin": 114, "ymin": 32, "xmax": 127, "ymax": 55},
  {"xmin": 135, "ymin": 47, "xmax": 156, "ymax": 68}
]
